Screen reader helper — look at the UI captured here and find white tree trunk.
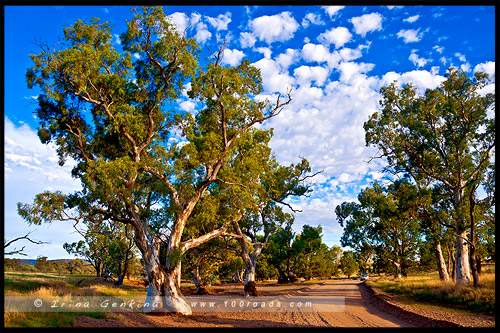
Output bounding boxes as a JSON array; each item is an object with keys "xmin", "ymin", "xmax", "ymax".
[
  {"xmin": 434, "ymin": 241, "xmax": 450, "ymax": 281},
  {"xmin": 142, "ymin": 259, "xmax": 191, "ymax": 315},
  {"xmin": 454, "ymin": 187, "xmax": 472, "ymax": 286},
  {"xmin": 244, "ymin": 264, "xmax": 256, "ymax": 297},
  {"xmin": 455, "ymin": 229, "xmax": 472, "ymax": 286}
]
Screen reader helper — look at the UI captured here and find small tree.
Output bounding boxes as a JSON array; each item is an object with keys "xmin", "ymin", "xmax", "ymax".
[{"xmin": 34, "ymin": 256, "xmax": 53, "ymax": 273}]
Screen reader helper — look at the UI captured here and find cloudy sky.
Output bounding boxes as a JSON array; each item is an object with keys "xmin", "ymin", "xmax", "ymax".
[{"xmin": 4, "ymin": 5, "xmax": 495, "ymax": 258}]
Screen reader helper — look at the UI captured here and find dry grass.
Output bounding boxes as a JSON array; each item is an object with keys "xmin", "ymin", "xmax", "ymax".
[
  {"xmin": 368, "ymin": 272, "xmax": 495, "ymax": 315},
  {"xmin": 4, "ymin": 273, "xmax": 146, "ymax": 327}
]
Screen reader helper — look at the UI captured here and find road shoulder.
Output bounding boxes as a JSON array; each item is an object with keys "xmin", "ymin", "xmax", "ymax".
[{"xmin": 361, "ymin": 281, "xmax": 495, "ymax": 328}]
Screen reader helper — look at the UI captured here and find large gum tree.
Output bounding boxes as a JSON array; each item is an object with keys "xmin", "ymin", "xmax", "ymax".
[
  {"xmin": 364, "ymin": 68, "xmax": 495, "ymax": 286},
  {"xmin": 21, "ymin": 6, "xmax": 291, "ymax": 314}
]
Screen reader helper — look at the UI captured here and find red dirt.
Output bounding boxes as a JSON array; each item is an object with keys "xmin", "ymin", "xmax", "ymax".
[{"xmin": 74, "ymin": 279, "xmax": 495, "ymax": 328}]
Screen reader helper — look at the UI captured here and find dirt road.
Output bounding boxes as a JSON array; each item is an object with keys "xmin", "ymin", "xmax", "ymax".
[
  {"xmin": 76, "ymin": 279, "xmax": 415, "ymax": 327},
  {"xmin": 274, "ymin": 279, "xmax": 414, "ymax": 327}
]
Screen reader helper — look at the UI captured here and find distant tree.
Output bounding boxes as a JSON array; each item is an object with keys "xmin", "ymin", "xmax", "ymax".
[
  {"xmin": 418, "ymin": 239, "xmax": 437, "ymax": 271},
  {"xmin": 265, "ymin": 222, "xmax": 297, "ymax": 283},
  {"xmin": 292, "ymin": 225, "xmax": 323, "ymax": 280},
  {"xmin": 4, "ymin": 258, "xmax": 35, "ymax": 272},
  {"xmin": 34, "ymin": 256, "xmax": 54, "ymax": 273},
  {"xmin": 255, "ymin": 247, "xmax": 277, "ymax": 281},
  {"xmin": 63, "ymin": 219, "xmax": 136, "ymax": 285},
  {"xmin": 264, "ymin": 224, "xmax": 331, "ymax": 282},
  {"xmin": 309, "ymin": 244, "xmax": 342, "ymax": 279},
  {"xmin": 337, "ymin": 179, "xmax": 423, "ymax": 278},
  {"xmin": 231, "ymin": 157, "xmax": 317, "ymax": 295},
  {"xmin": 183, "ymin": 238, "xmax": 228, "ymax": 294},
  {"xmin": 340, "ymin": 251, "xmax": 358, "ymax": 278}
]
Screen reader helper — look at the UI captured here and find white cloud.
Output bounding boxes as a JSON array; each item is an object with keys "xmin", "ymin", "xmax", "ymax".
[
  {"xmin": 276, "ymin": 48, "xmax": 299, "ymax": 70},
  {"xmin": 454, "ymin": 53, "xmax": 470, "ymax": 72},
  {"xmin": 194, "ymin": 22, "xmax": 212, "ymax": 43},
  {"xmin": 293, "ymin": 65, "xmax": 330, "ymax": 87},
  {"xmin": 473, "ymin": 61, "xmax": 495, "ymax": 97},
  {"xmin": 179, "ymin": 100, "xmax": 196, "ymax": 113},
  {"xmin": 167, "ymin": 12, "xmax": 212, "ymax": 43},
  {"xmin": 397, "ymin": 29, "xmax": 424, "ymax": 43},
  {"xmin": 302, "ymin": 43, "xmax": 332, "ymax": 64},
  {"xmin": 322, "ymin": 6, "xmax": 345, "ymax": 18},
  {"xmin": 455, "ymin": 52, "xmax": 466, "ymax": 62},
  {"xmin": 264, "ymin": 61, "xmax": 384, "ymax": 210},
  {"xmin": 403, "ymin": 15, "xmax": 420, "ymax": 23},
  {"xmin": 380, "ymin": 69, "xmax": 446, "ymax": 94},
  {"xmin": 302, "ymin": 12, "xmax": 325, "ymax": 28},
  {"xmin": 222, "ymin": 48, "xmax": 246, "ymax": 66},
  {"xmin": 4, "ymin": 118, "xmax": 80, "ymax": 190},
  {"xmin": 337, "ymin": 61, "xmax": 375, "ymax": 83},
  {"xmin": 317, "ymin": 26, "xmax": 352, "ymax": 49},
  {"xmin": 301, "ymin": 43, "xmax": 368, "ymax": 70},
  {"xmin": 252, "ymin": 57, "xmax": 295, "ymax": 93},
  {"xmin": 349, "ymin": 13, "xmax": 383, "ymax": 37},
  {"xmin": 240, "ymin": 32, "xmax": 257, "ymax": 48},
  {"xmin": 256, "ymin": 47, "xmax": 272, "ymax": 59},
  {"xmin": 409, "ymin": 50, "xmax": 432, "ymax": 68},
  {"xmin": 431, "ymin": 66, "xmax": 440, "ymax": 75},
  {"xmin": 433, "ymin": 45, "xmax": 444, "ymax": 54},
  {"xmin": 473, "ymin": 61, "xmax": 495, "ymax": 79},
  {"xmin": 461, "ymin": 63, "xmax": 471, "ymax": 72},
  {"xmin": 168, "ymin": 12, "xmax": 197, "ymax": 33},
  {"xmin": 206, "ymin": 12, "xmax": 232, "ymax": 31},
  {"xmin": 246, "ymin": 11, "xmax": 299, "ymax": 44}
]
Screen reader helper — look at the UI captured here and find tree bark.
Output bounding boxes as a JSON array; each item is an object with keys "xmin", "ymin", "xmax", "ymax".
[
  {"xmin": 131, "ymin": 210, "xmax": 191, "ymax": 314},
  {"xmin": 455, "ymin": 229, "xmax": 472, "ymax": 286},
  {"xmin": 454, "ymin": 188, "xmax": 472, "ymax": 286},
  {"xmin": 433, "ymin": 240, "xmax": 450, "ymax": 281},
  {"xmin": 447, "ymin": 244, "xmax": 456, "ymax": 280},
  {"xmin": 190, "ymin": 261, "xmax": 211, "ymax": 294},
  {"xmin": 232, "ymin": 268, "xmax": 244, "ymax": 283},
  {"xmin": 393, "ymin": 262, "xmax": 402, "ymax": 279},
  {"xmin": 95, "ymin": 261, "xmax": 101, "ymax": 278}
]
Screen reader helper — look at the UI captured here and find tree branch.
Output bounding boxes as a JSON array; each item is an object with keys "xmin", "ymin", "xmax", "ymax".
[{"xmin": 5, "ymin": 232, "xmax": 48, "ymax": 256}]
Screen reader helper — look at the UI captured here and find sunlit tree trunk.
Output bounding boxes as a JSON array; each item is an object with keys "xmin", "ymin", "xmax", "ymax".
[
  {"xmin": 433, "ymin": 240, "xmax": 450, "ymax": 281},
  {"xmin": 454, "ymin": 188, "xmax": 472, "ymax": 286}
]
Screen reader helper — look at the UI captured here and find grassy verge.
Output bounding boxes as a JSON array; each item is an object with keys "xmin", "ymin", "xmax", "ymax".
[
  {"xmin": 366, "ymin": 272, "xmax": 495, "ymax": 316},
  {"xmin": 4, "ymin": 272, "xmax": 147, "ymax": 327}
]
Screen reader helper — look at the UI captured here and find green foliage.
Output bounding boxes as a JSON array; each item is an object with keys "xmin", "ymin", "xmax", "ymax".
[
  {"xmin": 364, "ymin": 67, "xmax": 495, "ymax": 227},
  {"xmin": 340, "ymin": 251, "xmax": 358, "ymax": 278},
  {"xmin": 17, "ymin": 191, "xmax": 68, "ymax": 225},
  {"xmin": 64, "ymin": 221, "xmax": 136, "ymax": 282},
  {"xmin": 263, "ymin": 224, "xmax": 340, "ymax": 281},
  {"xmin": 362, "ymin": 67, "xmax": 495, "ymax": 283},
  {"xmin": 336, "ymin": 178, "xmax": 423, "ymax": 276}
]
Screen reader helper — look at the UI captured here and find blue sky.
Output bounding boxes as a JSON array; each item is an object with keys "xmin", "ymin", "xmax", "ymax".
[{"xmin": 4, "ymin": 5, "xmax": 496, "ymax": 259}]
